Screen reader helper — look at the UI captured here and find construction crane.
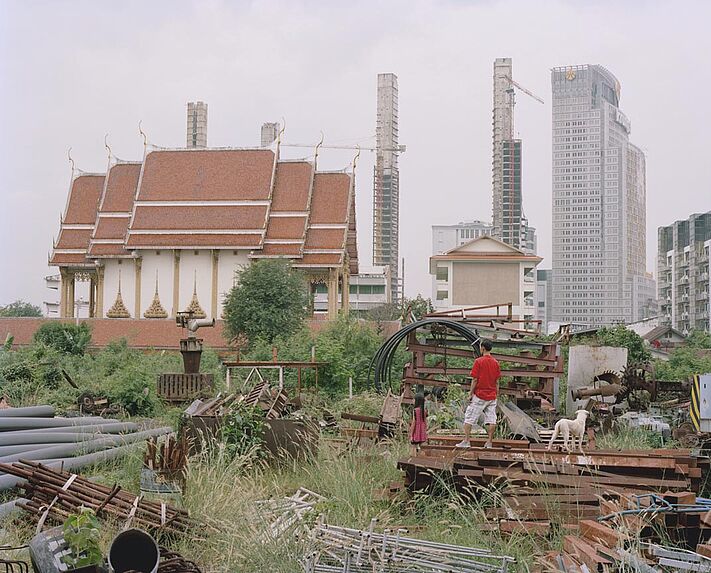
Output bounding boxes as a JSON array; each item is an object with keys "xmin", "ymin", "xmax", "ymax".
[
  {"xmin": 504, "ymin": 75, "xmax": 545, "ymax": 105},
  {"xmin": 280, "ymin": 142, "xmax": 406, "ymax": 153}
]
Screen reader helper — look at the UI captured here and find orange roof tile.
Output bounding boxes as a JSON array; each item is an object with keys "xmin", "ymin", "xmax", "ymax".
[
  {"xmin": 271, "ymin": 162, "xmax": 312, "ymax": 211},
  {"xmin": 138, "ymin": 149, "xmax": 274, "ymax": 201},
  {"xmin": 304, "ymin": 228, "xmax": 346, "ymax": 249},
  {"xmin": 49, "ymin": 253, "xmax": 95, "ymax": 265},
  {"xmin": 55, "ymin": 229, "xmax": 93, "ymax": 250},
  {"xmin": 101, "ymin": 163, "xmax": 141, "ymax": 212},
  {"xmin": 63, "ymin": 175, "xmax": 104, "ymax": 224},
  {"xmin": 131, "ymin": 205, "xmax": 267, "ymax": 231},
  {"xmin": 93, "ymin": 217, "xmax": 131, "ymax": 239},
  {"xmin": 258, "ymin": 244, "xmax": 302, "ymax": 256},
  {"xmin": 295, "ymin": 253, "xmax": 343, "ymax": 266},
  {"xmin": 309, "ymin": 173, "xmax": 350, "ymax": 224},
  {"xmin": 88, "ymin": 243, "xmax": 132, "ymax": 257},
  {"xmin": 125, "ymin": 233, "xmax": 263, "ymax": 248},
  {"xmin": 265, "ymin": 216, "xmax": 306, "ymax": 240}
]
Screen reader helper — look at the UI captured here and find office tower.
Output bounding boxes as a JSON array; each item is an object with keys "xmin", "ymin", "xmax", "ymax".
[
  {"xmin": 658, "ymin": 212, "xmax": 711, "ymax": 333},
  {"xmin": 186, "ymin": 101, "xmax": 208, "ymax": 148},
  {"xmin": 551, "ymin": 65, "xmax": 651, "ymax": 326},
  {"xmin": 373, "ymin": 73, "xmax": 401, "ymax": 302}
]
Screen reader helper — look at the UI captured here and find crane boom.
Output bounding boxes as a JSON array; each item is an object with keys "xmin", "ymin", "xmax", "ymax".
[
  {"xmin": 280, "ymin": 142, "xmax": 406, "ymax": 153},
  {"xmin": 506, "ymin": 76, "xmax": 545, "ymax": 104}
]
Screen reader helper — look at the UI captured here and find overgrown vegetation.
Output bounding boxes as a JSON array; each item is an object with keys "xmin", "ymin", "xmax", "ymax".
[
  {"xmin": 0, "ymin": 299, "xmax": 43, "ymax": 317},
  {"xmin": 220, "ymin": 403, "xmax": 266, "ymax": 460},
  {"xmin": 61, "ymin": 508, "xmax": 103, "ymax": 569},
  {"xmin": 33, "ymin": 322, "xmax": 92, "ymax": 356},
  {"xmin": 0, "ymin": 337, "xmax": 222, "ymax": 417},
  {"xmin": 577, "ymin": 324, "xmax": 651, "ymax": 363}
]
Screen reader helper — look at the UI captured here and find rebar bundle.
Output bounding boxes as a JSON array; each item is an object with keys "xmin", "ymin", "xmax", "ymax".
[
  {"xmin": 0, "ymin": 460, "xmax": 200, "ymax": 535},
  {"xmin": 255, "ymin": 487, "xmax": 324, "ymax": 542},
  {"xmin": 303, "ymin": 518, "xmax": 514, "ymax": 573}
]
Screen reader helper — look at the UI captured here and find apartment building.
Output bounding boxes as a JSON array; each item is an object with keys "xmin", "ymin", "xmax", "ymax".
[{"xmin": 658, "ymin": 212, "xmax": 711, "ymax": 333}]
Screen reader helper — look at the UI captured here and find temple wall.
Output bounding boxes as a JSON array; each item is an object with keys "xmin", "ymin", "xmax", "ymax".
[
  {"xmin": 217, "ymin": 251, "xmax": 251, "ymax": 316},
  {"xmin": 102, "ymin": 259, "xmax": 136, "ymax": 318},
  {"xmin": 178, "ymin": 250, "xmax": 213, "ymax": 316},
  {"xmin": 140, "ymin": 251, "xmax": 174, "ymax": 318}
]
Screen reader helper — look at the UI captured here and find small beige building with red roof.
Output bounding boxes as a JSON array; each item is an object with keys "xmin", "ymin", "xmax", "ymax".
[
  {"xmin": 429, "ymin": 236, "xmax": 541, "ymax": 322},
  {"xmin": 50, "ymin": 114, "xmax": 358, "ymax": 321}
]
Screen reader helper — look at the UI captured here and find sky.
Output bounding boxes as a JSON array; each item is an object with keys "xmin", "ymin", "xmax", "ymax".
[{"xmin": 1, "ymin": 0, "xmax": 710, "ymax": 309}]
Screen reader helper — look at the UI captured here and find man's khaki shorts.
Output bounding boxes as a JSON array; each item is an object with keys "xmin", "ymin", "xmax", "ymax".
[{"xmin": 464, "ymin": 396, "xmax": 497, "ymax": 426}]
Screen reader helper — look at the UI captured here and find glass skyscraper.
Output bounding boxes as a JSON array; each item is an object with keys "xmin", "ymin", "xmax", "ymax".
[{"xmin": 551, "ymin": 65, "xmax": 653, "ymax": 326}]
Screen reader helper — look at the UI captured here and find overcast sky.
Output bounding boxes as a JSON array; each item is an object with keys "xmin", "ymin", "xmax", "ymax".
[{"xmin": 1, "ymin": 0, "xmax": 710, "ymax": 309}]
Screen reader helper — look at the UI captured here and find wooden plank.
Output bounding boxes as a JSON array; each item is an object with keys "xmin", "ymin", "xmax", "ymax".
[
  {"xmin": 579, "ymin": 520, "xmax": 621, "ymax": 548},
  {"xmin": 482, "ymin": 468, "xmax": 689, "ymax": 490},
  {"xmin": 564, "ymin": 536, "xmax": 614, "ymax": 572},
  {"xmin": 499, "ymin": 520, "xmax": 551, "ymax": 535}
]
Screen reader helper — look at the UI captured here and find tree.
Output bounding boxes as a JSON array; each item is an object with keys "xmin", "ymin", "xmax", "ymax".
[
  {"xmin": 686, "ymin": 329, "xmax": 711, "ymax": 349},
  {"xmin": 654, "ymin": 347, "xmax": 711, "ymax": 381},
  {"xmin": 0, "ymin": 300, "xmax": 42, "ymax": 317},
  {"xmin": 404, "ymin": 295, "xmax": 434, "ymax": 320},
  {"xmin": 583, "ymin": 325, "xmax": 651, "ymax": 364},
  {"xmin": 223, "ymin": 260, "xmax": 309, "ymax": 344},
  {"xmin": 33, "ymin": 322, "xmax": 91, "ymax": 355}
]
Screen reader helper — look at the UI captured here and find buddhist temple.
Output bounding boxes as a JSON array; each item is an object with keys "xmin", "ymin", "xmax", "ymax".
[{"xmin": 50, "ymin": 105, "xmax": 358, "ymax": 320}]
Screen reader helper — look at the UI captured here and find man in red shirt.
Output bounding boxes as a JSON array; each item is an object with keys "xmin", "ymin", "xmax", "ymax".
[{"xmin": 456, "ymin": 339, "xmax": 500, "ymax": 449}]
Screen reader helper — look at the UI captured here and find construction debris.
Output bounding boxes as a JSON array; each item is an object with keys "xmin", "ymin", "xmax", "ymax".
[
  {"xmin": 255, "ymin": 487, "xmax": 324, "ymax": 543},
  {"xmin": 539, "ymin": 491, "xmax": 711, "ymax": 571},
  {"xmin": 0, "ymin": 460, "xmax": 200, "ymax": 535},
  {"xmin": 397, "ymin": 443, "xmax": 708, "ymax": 525},
  {"xmin": 303, "ymin": 516, "xmax": 515, "ymax": 573}
]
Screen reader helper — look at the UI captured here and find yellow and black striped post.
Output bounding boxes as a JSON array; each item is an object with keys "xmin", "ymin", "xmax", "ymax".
[{"xmin": 691, "ymin": 374, "xmax": 701, "ymax": 432}]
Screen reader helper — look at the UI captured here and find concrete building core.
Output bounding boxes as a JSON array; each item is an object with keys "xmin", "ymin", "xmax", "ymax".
[
  {"xmin": 373, "ymin": 73, "xmax": 401, "ymax": 303},
  {"xmin": 551, "ymin": 65, "xmax": 653, "ymax": 326},
  {"xmin": 261, "ymin": 122, "xmax": 280, "ymax": 147},
  {"xmin": 491, "ymin": 58, "xmax": 534, "ymax": 253},
  {"xmin": 186, "ymin": 101, "xmax": 208, "ymax": 148}
]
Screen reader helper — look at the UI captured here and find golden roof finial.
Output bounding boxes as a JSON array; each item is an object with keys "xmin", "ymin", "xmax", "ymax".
[
  {"xmin": 107, "ymin": 270, "xmax": 130, "ymax": 318},
  {"xmin": 143, "ymin": 270, "xmax": 168, "ymax": 318},
  {"xmin": 184, "ymin": 270, "xmax": 206, "ymax": 318}
]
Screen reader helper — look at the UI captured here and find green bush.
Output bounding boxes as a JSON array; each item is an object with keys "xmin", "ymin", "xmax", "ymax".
[
  {"xmin": 33, "ymin": 322, "xmax": 92, "ymax": 355},
  {"xmin": 221, "ymin": 403, "xmax": 266, "ymax": 460}
]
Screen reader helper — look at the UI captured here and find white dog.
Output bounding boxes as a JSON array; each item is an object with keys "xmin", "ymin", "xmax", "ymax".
[{"xmin": 547, "ymin": 410, "xmax": 589, "ymax": 453}]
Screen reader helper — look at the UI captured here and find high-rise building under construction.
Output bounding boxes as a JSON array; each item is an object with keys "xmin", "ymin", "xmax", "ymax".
[
  {"xmin": 491, "ymin": 58, "xmax": 539, "ymax": 253},
  {"xmin": 373, "ymin": 73, "xmax": 401, "ymax": 302}
]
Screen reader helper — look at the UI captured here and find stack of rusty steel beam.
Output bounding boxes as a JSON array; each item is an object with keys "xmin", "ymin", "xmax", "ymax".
[
  {"xmin": 397, "ymin": 442, "xmax": 709, "ymax": 527},
  {"xmin": 0, "ymin": 460, "xmax": 201, "ymax": 534},
  {"xmin": 537, "ymin": 491, "xmax": 711, "ymax": 572}
]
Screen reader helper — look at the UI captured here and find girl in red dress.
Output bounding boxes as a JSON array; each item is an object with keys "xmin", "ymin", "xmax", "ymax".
[{"xmin": 409, "ymin": 393, "xmax": 428, "ymax": 454}]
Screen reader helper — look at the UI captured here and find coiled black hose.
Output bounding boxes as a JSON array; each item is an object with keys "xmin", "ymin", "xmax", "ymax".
[{"xmin": 368, "ymin": 319, "xmax": 482, "ymax": 392}]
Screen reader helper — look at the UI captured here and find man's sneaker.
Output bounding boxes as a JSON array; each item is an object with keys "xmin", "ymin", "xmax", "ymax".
[
  {"xmin": 455, "ymin": 440, "xmax": 470, "ymax": 448},
  {"xmin": 484, "ymin": 441, "xmax": 493, "ymax": 449}
]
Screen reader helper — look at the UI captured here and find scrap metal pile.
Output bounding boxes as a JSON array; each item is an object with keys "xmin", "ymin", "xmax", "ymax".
[
  {"xmin": 303, "ymin": 517, "xmax": 515, "ymax": 573},
  {"xmin": 397, "ymin": 443, "xmax": 709, "ymax": 526},
  {"xmin": 539, "ymin": 492, "xmax": 711, "ymax": 572},
  {"xmin": 0, "ymin": 405, "xmax": 171, "ymax": 491},
  {"xmin": 370, "ymin": 306, "xmax": 564, "ymax": 413},
  {"xmin": 255, "ymin": 487, "xmax": 324, "ymax": 543},
  {"xmin": 0, "ymin": 459, "xmax": 200, "ymax": 534}
]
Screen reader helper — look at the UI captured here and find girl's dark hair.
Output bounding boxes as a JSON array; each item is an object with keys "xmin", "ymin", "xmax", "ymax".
[{"xmin": 414, "ymin": 393, "xmax": 425, "ymax": 414}]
